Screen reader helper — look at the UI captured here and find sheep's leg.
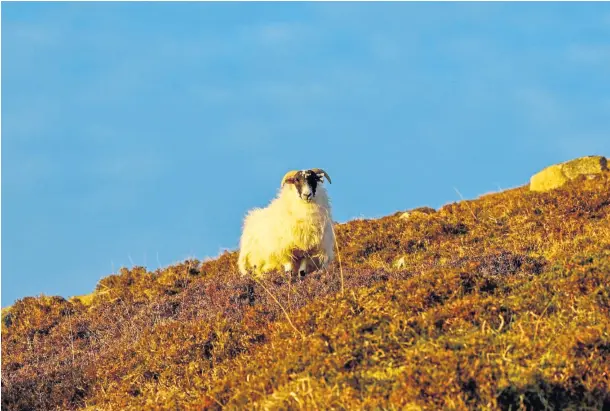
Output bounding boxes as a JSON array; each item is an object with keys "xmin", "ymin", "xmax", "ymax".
[
  {"xmin": 284, "ymin": 257, "xmax": 305, "ymax": 282},
  {"xmin": 283, "ymin": 261, "xmax": 293, "ymax": 274},
  {"xmin": 298, "ymin": 259, "xmax": 308, "ymax": 277}
]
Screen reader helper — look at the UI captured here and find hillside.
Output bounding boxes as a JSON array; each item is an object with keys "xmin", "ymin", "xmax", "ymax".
[{"xmin": 2, "ymin": 161, "xmax": 610, "ymax": 410}]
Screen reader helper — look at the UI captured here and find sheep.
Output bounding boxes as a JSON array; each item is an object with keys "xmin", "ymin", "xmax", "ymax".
[{"xmin": 238, "ymin": 168, "xmax": 335, "ymax": 278}]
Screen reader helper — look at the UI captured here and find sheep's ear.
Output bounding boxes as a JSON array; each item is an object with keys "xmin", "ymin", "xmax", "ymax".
[
  {"xmin": 281, "ymin": 170, "xmax": 299, "ymax": 186},
  {"xmin": 282, "ymin": 177, "xmax": 296, "ymax": 185}
]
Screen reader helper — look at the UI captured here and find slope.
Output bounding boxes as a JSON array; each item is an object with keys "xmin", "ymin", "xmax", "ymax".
[{"xmin": 2, "ymin": 167, "xmax": 609, "ymax": 410}]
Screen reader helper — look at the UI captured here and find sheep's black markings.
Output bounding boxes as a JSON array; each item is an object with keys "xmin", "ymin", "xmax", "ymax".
[{"xmin": 290, "ymin": 170, "xmax": 322, "ymax": 199}]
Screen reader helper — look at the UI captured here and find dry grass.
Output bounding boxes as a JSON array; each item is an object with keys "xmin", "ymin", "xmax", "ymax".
[{"xmin": 2, "ymin": 171, "xmax": 609, "ymax": 410}]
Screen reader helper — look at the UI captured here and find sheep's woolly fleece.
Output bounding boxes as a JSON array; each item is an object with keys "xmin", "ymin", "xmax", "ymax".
[{"xmin": 238, "ymin": 178, "xmax": 334, "ymax": 277}]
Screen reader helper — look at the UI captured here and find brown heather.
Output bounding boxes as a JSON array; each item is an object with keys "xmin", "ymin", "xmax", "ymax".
[{"xmin": 2, "ymin": 171, "xmax": 610, "ymax": 410}]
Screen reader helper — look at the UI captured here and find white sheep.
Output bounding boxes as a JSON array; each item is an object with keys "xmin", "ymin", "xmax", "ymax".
[{"xmin": 238, "ymin": 168, "xmax": 335, "ymax": 278}]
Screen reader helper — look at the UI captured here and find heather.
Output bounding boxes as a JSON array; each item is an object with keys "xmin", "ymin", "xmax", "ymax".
[{"xmin": 2, "ymin": 171, "xmax": 609, "ymax": 410}]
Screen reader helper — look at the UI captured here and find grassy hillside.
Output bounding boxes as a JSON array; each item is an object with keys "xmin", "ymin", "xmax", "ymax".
[{"xmin": 2, "ymin": 169, "xmax": 609, "ymax": 410}]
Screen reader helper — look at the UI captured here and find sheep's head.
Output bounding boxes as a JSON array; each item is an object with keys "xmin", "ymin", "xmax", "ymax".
[{"xmin": 281, "ymin": 169, "xmax": 332, "ymax": 202}]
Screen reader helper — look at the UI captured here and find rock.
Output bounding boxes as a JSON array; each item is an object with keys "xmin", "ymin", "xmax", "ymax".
[
  {"xmin": 530, "ymin": 155, "xmax": 608, "ymax": 192},
  {"xmin": 393, "ymin": 256, "xmax": 407, "ymax": 269},
  {"xmin": 399, "ymin": 206, "xmax": 436, "ymax": 220},
  {"xmin": 561, "ymin": 156, "xmax": 608, "ymax": 179},
  {"xmin": 530, "ymin": 164, "xmax": 568, "ymax": 192}
]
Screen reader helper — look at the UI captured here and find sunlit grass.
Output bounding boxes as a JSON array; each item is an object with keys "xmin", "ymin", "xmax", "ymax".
[{"xmin": 2, "ymin": 171, "xmax": 609, "ymax": 410}]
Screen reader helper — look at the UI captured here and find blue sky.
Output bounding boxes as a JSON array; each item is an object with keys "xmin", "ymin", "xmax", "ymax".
[{"xmin": 2, "ymin": 2, "xmax": 609, "ymax": 307}]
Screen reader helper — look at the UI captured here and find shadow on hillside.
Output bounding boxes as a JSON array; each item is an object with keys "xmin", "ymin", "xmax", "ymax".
[{"xmin": 497, "ymin": 376, "xmax": 610, "ymax": 411}]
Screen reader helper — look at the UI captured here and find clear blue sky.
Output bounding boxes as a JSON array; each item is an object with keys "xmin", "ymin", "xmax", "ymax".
[{"xmin": 2, "ymin": 2, "xmax": 609, "ymax": 307}]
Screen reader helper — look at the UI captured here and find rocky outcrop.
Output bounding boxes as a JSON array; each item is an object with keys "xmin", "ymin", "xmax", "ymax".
[{"xmin": 530, "ymin": 155, "xmax": 607, "ymax": 192}]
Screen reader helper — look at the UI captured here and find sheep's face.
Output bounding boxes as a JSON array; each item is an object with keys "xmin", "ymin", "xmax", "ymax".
[{"xmin": 283, "ymin": 170, "xmax": 324, "ymax": 202}]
